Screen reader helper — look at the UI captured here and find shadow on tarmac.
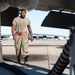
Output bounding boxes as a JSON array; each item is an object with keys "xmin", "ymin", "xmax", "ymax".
[
  {"xmin": 3, "ymin": 57, "xmax": 68, "ymax": 75},
  {"xmin": 3, "ymin": 54, "xmax": 48, "ymax": 62}
]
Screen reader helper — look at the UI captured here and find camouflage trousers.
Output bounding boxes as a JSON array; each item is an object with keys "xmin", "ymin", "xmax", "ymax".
[{"xmin": 14, "ymin": 34, "xmax": 28, "ymax": 57}]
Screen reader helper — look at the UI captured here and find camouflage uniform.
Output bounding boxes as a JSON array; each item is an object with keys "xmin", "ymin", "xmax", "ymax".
[
  {"xmin": 12, "ymin": 16, "xmax": 30, "ymax": 58},
  {"xmin": 15, "ymin": 34, "xmax": 28, "ymax": 57}
]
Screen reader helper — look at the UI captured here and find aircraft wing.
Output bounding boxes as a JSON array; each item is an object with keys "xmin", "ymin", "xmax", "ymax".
[{"xmin": 36, "ymin": 0, "xmax": 75, "ymax": 29}]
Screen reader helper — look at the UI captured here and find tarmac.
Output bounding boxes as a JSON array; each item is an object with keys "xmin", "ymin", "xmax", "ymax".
[{"xmin": 0, "ymin": 39, "xmax": 69, "ymax": 75}]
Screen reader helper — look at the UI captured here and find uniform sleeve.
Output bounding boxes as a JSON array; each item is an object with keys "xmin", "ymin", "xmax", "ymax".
[{"xmin": 12, "ymin": 18, "xmax": 17, "ymax": 25}]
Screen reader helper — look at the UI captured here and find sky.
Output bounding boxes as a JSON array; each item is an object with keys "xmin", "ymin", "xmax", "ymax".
[{"xmin": 1, "ymin": 10, "xmax": 70, "ymax": 36}]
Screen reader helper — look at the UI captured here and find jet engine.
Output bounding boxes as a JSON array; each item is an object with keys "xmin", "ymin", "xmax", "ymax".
[
  {"xmin": 7, "ymin": 0, "xmax": 39, "ymax": 11},
  {"xmin": 0, "ymin": 0, "xmax": 9, "ymax": 12}
]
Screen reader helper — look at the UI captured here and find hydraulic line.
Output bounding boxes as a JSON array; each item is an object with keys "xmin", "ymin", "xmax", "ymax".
[{"xmin": 47, "ymin": 40, "xmax": 69, "ymax": 75}]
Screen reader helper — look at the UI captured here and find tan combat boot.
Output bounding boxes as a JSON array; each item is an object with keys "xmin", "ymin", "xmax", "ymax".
[{"xmin": 24, "ymin": 56, "xmax": 29, "ymax": 65}]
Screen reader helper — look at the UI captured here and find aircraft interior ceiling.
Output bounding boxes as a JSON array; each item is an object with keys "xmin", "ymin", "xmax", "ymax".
[{"xmin": 1, "ymin": 0, "xmax": 75, "ymax": 29}]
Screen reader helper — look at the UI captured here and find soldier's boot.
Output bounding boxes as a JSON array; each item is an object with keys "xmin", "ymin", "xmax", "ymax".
[
  {"xmin": 17, "ymin": 56, "xmax": 20, "ymax": 64},
  {"xmin": 24, "ymin": 56, "xmax": 29, "ymax": 65}
]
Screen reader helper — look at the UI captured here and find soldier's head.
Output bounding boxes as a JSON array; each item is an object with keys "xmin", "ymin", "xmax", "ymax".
[{"xmin": 20, "ymin": 9, "xmax": 26, "ymax": 18}]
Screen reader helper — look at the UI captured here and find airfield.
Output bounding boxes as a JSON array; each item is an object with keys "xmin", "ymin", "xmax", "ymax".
[{"xmin": 1, "ymin": 39, "xmax": 69, "ymax": 75}]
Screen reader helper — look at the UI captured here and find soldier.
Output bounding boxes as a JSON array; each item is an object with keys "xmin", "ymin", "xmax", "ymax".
[{"xmin": 11, "ymin": 9, "xmax": 34, "ymax": 65}]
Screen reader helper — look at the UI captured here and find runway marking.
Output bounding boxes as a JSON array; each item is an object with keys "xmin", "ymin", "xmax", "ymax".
[{"xmin": 46, "ymin": 41, "xmax": 50, "ymax": 70}]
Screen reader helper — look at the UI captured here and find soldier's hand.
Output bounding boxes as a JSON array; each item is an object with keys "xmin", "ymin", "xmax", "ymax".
[
  {"xmin": 13, "ymin": 34, "xmax": 16, "ymax": 40},
  {"xmin": 31, "ymin": 37, "xmax": 34, "ymax": 42}
]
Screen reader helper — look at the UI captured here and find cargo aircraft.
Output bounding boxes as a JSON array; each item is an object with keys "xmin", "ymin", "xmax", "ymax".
[{"xmin": 0, "ymin": 0, "xmax": 75, "ymax": 75}]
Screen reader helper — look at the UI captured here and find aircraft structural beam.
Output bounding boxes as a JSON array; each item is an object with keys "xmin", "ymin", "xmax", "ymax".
[
  {"xmin": 69, "ymin": 26, "xmax": 75, "ymax": 75},
  {"xmin": 0, "ymin": 6, "xmax": 3, "ymax": 62}
]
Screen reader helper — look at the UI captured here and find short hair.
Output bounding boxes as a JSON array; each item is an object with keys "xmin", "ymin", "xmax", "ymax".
[{"xmin": 20, "ymin": 9, "xmax": 26, "ymax": 13}]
